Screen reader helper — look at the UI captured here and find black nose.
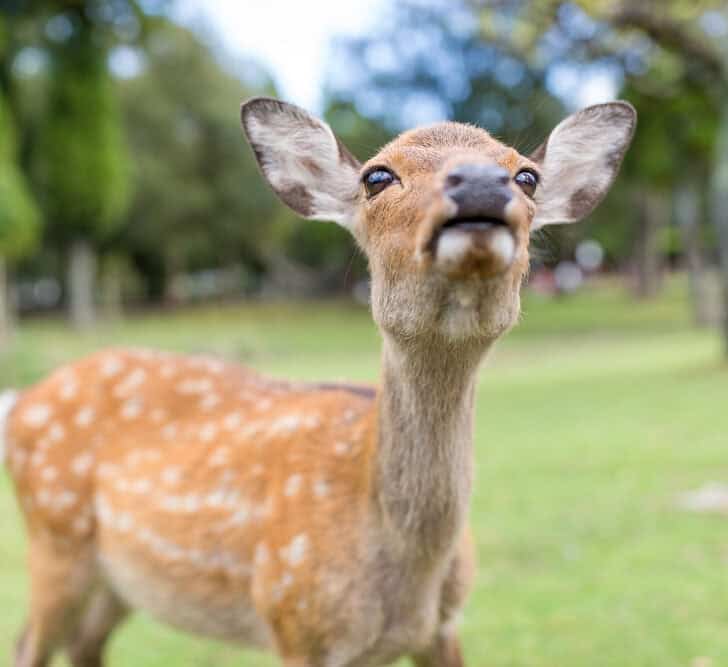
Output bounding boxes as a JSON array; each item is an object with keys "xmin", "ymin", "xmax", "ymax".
[{"xmin": 444, "ymin": 163, "xmax": 513, "ymax": 219}]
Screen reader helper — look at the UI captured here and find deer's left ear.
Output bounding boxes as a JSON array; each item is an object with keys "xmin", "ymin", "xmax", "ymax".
[
  {"xmin": 241, "ymin": 97, "xmax": 361, "ymax": 229},
  {"xmin": 530, "ymin": 102, "xmax": 636, "ymax": 230}
]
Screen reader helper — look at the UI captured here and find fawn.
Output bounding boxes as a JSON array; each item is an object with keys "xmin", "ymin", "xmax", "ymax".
[{"xmin": 2, "ymin": 98, "xmax": 635, "ymax": 667}]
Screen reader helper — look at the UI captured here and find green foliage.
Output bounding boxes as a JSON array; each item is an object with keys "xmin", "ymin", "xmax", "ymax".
[
  {"xmin": 38, "ymin": 10, "xmax": 130, "ymax": 244},
  {"xmin": 622, "ymin": 66, "xmax": 720, "ymax": 188},
  {"xmin": 326, "ymin": 0, "xmax": 565, "ymax": 143},
  {"xmin": 118, "ymin": 21, "xmax": 278, "ymax": 292},
  {"xmin": 0, "ymin": 94, "xmax": 40, "ymax": 260}
]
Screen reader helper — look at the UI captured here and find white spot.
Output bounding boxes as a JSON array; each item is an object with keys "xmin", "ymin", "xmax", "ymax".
[
  {"xmin": 199, "ymin": 423, "xmax": 218, "ymax": 442},
  {"xmin": 56, "ymin": 490, "xmax": 77, "ymax": 510},
  {"xmin": 334, "ymin": 441, "xmax": 351, "ymax": 456},
  {"xmin": 159, "ymin": 493, "xmax": 200, "ymax": 513},
  {"xmin": 205, "ymin": 489, "xmax": 227, "ymax": 508},
  {"xmin": 200, "ymin": 394, "xmax": 221, "ymax": 411},
  {"xmin": 222, "ymin": 412, "xmax": 242, "ymax": 431},
  {"xmin": 303, "ymin": 415, "xmax": 320, "ymax": 429},
  {"xmin": 209, "ymin": 447, "xmax": 229, "ymax": 467},
  {"xmin": 130, "ymin": 478, "xmax": 151, "ymax": 494},
  {"xmin": 96, "ymin": 494, "xmax": 115, "ymax": 523},
  {"xmin": 30, "ymin": 450, "xmax": 46, "ymax": 467},
  {"xmin": 185, "ymin": 495, "xmax": 201, "ymax": 512},
  {"xmin": 72, "ymin": 453, "xmax": 94, "ymax": 476},
  {"xmin": 74, "ymin": 406, "xmax": 95, "ymax": 428},
  {"xmin": 41, "ymin": 466, "xmax": 58, "ymax": 482},
  {"xmin": 22, "ymin": 404, "xmax": 52, "ymax": 429},
  {"xmin": 270, "ymin": 414, "xmax": 301, "ymax": 435},
  {"xmin": 280, "ymin": 533, "xmax": 309, "ymax": 567},
  {"xmin": 116, "ymin": 512, "xmax": 133, "ymax": 532},
  {"xmin": 256, "ymin": 399, "xmax": 272, "ymax": 411},
  {"xmin": 161, "ymin": 466, "xmax": 182, "ymax": 486},
  {"xmin": 313, "ymin": 478, "xmax": 330, "ymax": 498},
  {"xmin": 113, "ymin": 368, "xmax": 146, "ymax": 397},
  {"xmin": 161, "ymin": 423, "xmax": 178, "ymax": 440},
  {"xmin": 121, "ymin": 399, "xmax": 142, "ymax": 420},
  {"xmin": 284, "ymin": 473, "xmax": 303, "ymax": 497},
  {"xmin": 100, "ymin": 355, "xmax": 124, "ymax": 377},
  {"xmin": 98, "ymin": 463, "xmax": 119, "ymax": 479},
  {"xmin": 59, "ymin": 379, "xmax": 78, "ymax": 401},
  {"xmin": 229, "ymin": 505, "xmax": 251, "ymax": 525},
  {"xmin": 204, "ymin": 359, "xmax": 225, "ymax": 374},
  {"xmin": 254, "ymin": 541, "xmax": 269, "ymax": 565},
  {"xmin": 251, "ymin": 464, "xmax": 265, "ymax": 476},
  {"xmin": 48, "ymin": 422, "xmax": 65, "ymax": 443}
]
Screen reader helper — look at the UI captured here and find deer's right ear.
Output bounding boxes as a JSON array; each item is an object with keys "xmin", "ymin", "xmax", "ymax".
[{"xmin": 241, "ymin": 98, "xmax": 361, "ymax": 229}]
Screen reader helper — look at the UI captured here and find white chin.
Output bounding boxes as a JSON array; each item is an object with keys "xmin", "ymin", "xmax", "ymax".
[
  {"xmin": 434, "ymin": 227, "xmax": 516, "ymax": 274},
  {"xmin": 489, "ymin": 228, "xmax": 516, "ymax": 264}
]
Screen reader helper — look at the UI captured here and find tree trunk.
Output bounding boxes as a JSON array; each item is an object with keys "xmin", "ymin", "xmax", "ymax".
[
  {"xmin": 68, "ymin": 239, "xmax": 97, "ymax": 329},
  {"xmin": 100, "ymin": 255, "xmax": 124, "ymax": 321},
  {"xmin": 711, "ymin": 105, "xmax": 728, "ymax": 357},
  {"xmin": 0, "ymin": 257, "xmax": 13, "ymax": 344},
  {"xmin": 633, "ymin": 189, "xmax": 666, "ymax": 299},
  {"xmin": 675, "ymin": 179, "xmax": 712, "ymax": 326}
]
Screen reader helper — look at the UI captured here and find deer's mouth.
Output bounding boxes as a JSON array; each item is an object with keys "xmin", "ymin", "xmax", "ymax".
[
  {"xmin": 439, "ymin": 216, "xmax": 508, "ymax": 233},
  {"xmin": 429, "ymin": 214, "xmax": 516, "ymax": 277}
]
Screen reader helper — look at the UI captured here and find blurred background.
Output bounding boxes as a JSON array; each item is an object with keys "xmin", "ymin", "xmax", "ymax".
[{"xmin": 2, "ymin": 1, "xmax": 728, "ymax": 666}]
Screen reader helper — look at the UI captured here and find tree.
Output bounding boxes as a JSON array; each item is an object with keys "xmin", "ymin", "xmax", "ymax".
[
  {"xmin": 0, "ymin": 16, "xmax": 40, "ymax": 340},
  {"xmin": 474, "ymin": 0, "xmax": 728, "ymax": 354},
  {"xmin": 117, "ymin": 21, "xmax": 280, "ymax": 301},
  {"xmin": 36, "ymin": 5, "xmax": 131, "ymax": 327}
]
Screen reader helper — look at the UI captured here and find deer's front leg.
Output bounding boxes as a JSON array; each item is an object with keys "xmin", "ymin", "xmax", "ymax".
[{"xmin": 411, "ymin": 632, "xmax": 465, "ymax": 667}]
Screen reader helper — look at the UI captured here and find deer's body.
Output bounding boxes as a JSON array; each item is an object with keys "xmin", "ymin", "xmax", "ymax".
[
  {"xmin": 4, "ymin": 98, "xmax": 635, "ymax": 666},
  {"xmin": 5, "ymin": 346, "xmax": 475, "ymax": 665}
]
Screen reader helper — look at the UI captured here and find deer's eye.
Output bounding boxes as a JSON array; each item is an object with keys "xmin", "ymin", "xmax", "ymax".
[
  {"xmin": 514, "ymin": 169, "xmax": 539, "ymax": 197},
  {"xmin": 364, "ymin": 168, "xmax": 396, "ymax": 197}
]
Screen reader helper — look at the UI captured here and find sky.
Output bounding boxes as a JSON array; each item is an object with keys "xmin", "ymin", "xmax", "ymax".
[
  {"xmin": 173, "ymin": 0, "xmax": 384, "ymax": 112},
  {"xmin": 172, "ymin": 0, "xmax": 617, "ymax": 116}
]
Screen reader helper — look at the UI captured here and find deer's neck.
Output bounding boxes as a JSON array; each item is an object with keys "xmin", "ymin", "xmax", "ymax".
[{"xmin": 374, "ymin": 333, "xmax": 487, "ymax": 563}]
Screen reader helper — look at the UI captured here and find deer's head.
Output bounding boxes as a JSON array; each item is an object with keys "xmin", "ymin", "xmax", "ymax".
[{"xmin": 242, "ymin": 99, "xmax": 635, "ymax": 343}]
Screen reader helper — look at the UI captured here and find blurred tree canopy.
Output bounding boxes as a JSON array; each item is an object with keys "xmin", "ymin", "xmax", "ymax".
[
  {"xmin": 117, "ymin": 20, "xmax": 278, "ymax": 300},
  {"xmin": 0, "ymin": 20, "xmax": 39, "ymax": 263},
  {"xmin": 0, "ymin": 0, "xmax": 726, "ymax": 355},
  {"xmin": 473, "ymin": 0, "xmax": 728, "ymax": 344}
]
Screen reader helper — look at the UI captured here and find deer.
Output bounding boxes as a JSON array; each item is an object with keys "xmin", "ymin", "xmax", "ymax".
[{"xmin": 1, "ymin": 97, "xmax": 635, "ymax": 667}]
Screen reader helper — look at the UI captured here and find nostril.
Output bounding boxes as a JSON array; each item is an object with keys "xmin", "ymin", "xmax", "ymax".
[{"xmin": 445, "ymin": 173, "xmax": 464, "ymax": 189}]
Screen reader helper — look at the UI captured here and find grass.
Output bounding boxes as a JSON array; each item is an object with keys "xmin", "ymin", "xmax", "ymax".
[{"xmin": 1, "ymin": 276, "xmax": 727, "ymax": 666}]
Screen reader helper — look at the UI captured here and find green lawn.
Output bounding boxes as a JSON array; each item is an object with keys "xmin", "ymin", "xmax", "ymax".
[{"xmin": 2, "ymin": 277, "xmax": 727, "ymax": 666}]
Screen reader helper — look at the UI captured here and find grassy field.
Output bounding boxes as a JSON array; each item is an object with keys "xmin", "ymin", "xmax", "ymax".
[{"xmin": 1, "ymin": 277, "xmax": 727, "ymax": 666}]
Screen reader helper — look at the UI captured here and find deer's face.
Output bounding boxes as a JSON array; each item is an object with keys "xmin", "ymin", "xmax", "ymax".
[{"xmin": 242, "ymin": 100, "xmax": 635, "ymax": 342}]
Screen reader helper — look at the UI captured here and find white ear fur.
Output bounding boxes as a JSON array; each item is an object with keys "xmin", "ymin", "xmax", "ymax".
[
  {"xmin": 241, "ymin": 98, "xmax": 361, "ymax": 229},
  {"xmin": 531, "ymin": 101, "xmax": 636, "ymax": 230}
]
